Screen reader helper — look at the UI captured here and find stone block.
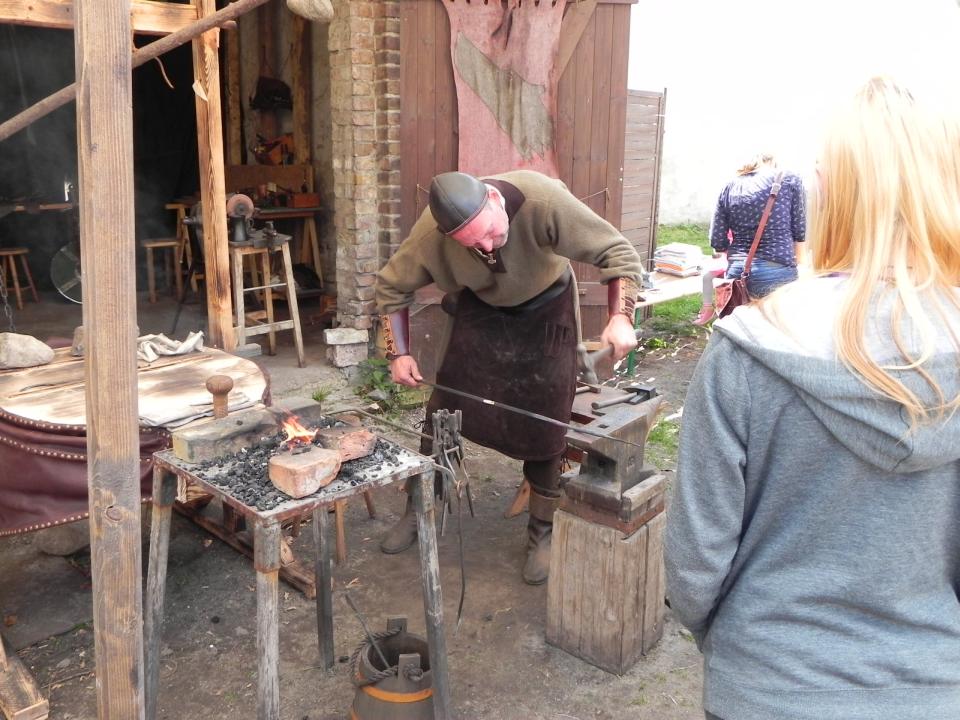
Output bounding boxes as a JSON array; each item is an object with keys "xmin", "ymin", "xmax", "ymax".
[
  {"xmin": 172, "ymin": 409, "xmax": 277, "ymax": 464},
  {"xmin": 269, "ymin": 447, "xmax": 341, "ymax": 499},
  {"xmin": 326, "ymin": 342, "xmax": 368, "ymax": 367},
  {"xmin": 324, "ymin": 327, "xmax": 368, "ymax": 345}
]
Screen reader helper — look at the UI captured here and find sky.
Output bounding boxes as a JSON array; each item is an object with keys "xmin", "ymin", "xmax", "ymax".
[{"xmin": 627, "ymin": 0, "xmax": 960, "ymax": 222}]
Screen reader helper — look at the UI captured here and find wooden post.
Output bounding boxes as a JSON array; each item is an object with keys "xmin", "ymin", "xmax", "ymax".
[
  {"xmin": 224, "ymin": 28, "xmax": 243, "ymax": 166},
  {"xmin": 290, "ymin": 13, "xmax": 321, "ymax": 280},
  {"xmin": 74, "ymin": 0, "xmax": 145, "ymax": 715},
  {"xmin": 312, "ymin": 506, "xmax": 335, "ymax": 670},
  {"xmin": 144, "ymin": 469, "xmax": 179, "ymax": 720},
  {"xmin": 192, "ymin": 0, "xmax": 236, "ymax": 350},
  {"xmin": 254, "ymin": 521, "xmax": 281, "ymax": 720},
  {"xmin": 412, "ymin": 472, "xmax": 451, "ymax": 720}
]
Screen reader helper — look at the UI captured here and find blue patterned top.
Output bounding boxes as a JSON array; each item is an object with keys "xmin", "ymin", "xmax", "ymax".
[{"xmin": 709, "ymin": 168, "xmax": 806, "ymax": 267}]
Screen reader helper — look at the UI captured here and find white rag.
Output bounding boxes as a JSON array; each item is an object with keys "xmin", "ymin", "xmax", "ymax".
[{"xmin": 137, "ymin": 331, "xmax": 205, "ymax": 363}]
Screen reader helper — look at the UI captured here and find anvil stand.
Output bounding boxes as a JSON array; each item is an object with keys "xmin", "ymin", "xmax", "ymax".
[
  {"xmin": 545, "ymin": 385, "xmax": 668, "ymax": 675},
  {"xmin": 143, "ymin": 450, "xmax": 452, "ymax": 720}
]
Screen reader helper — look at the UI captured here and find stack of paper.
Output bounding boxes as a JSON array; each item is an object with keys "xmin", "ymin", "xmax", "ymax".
[{"xmin": 653, "ymin": 243, "xmax": 704, "ymax": 277}]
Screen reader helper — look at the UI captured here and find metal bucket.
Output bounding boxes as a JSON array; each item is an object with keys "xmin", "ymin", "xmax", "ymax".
[{"xmin": 350, "ymin": 617, "xmax": 433, "ymax": 720}]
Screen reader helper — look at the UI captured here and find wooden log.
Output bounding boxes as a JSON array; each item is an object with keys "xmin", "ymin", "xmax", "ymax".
[
  {"xmin": 0, "ymin": 634, "xmax": 48, "ymax": 720},
  {"xmin": 74, "ymin": 0, "xmax": 145, "ymax": 715},
  {"xmin": 144, "ymin": 469, "xmax": 179, "ymax": 720},
  {"xmin": 545, "ymin": 508, "xmax": 666, "ymax": 675},
  {"xmin": 193, "ymin": 0, "xmax": 235, "ymax": 350},
  {"xmin": 314, "ymin": 426, "xmax": 376, "ymax": 462},
  {"xmin": 312, "ymin": 506, "xmax": 335, "ymax": 670},
  {"xmin": 412, "ymin": 472, "xmax": 451, "ymax": 720},
  {"xmin": 268, "ymin": 447, "xmax": 340, "ymax": 498},
  {"xmin": 254, "ymin": 521, "xmax": 281, "ymax": 720}
]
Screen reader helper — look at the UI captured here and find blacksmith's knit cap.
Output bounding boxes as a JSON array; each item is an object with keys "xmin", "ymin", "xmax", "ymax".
[{"xmin": 429, "ymin": 172, "xmax": 488, "ymax": 235}]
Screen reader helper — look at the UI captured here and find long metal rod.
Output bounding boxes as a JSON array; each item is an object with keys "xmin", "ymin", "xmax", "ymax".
[
  {"xmin": 0, "ymin": 0, "xmax": 272, "ymax": 144},
  {"xmin": 420, "ymin": 381, "xmax": 646, "ymax": 449}
]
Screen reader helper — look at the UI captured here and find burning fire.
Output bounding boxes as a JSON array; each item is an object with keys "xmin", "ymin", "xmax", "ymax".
[{"xmin": 280, "ymin": 414, "xmax": 316, "ymax": 447}]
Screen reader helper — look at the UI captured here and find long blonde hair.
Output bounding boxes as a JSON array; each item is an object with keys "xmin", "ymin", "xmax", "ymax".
[{"xmin": 811, "ymin": 76, "xmax": 960, "ymax": 424}]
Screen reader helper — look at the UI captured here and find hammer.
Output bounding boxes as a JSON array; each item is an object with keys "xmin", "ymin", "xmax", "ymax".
[{"xmin": 576, "ymin": 327, "xmax": 644, "ymax": 385}]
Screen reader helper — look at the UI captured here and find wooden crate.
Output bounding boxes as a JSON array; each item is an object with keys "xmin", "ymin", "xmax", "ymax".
[{"xmin": 546, "ymin": 507, "xmax": 665, "ymax": 674}]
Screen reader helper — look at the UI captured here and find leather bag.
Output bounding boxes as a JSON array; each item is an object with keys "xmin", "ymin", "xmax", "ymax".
[{"xmin": 715, "ymin": 171, "xmax": 784, "ymax": 318}]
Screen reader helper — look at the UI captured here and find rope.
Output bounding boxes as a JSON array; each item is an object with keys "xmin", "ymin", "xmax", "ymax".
[{"xmin": 349, "ymin": 626, "xmax": 403, "ymax": 687}]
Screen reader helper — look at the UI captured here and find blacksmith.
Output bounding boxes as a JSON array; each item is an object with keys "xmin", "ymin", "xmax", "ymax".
[{"xmin": 375, "ymin": 170, "xmax": 645, "ymax": 584}]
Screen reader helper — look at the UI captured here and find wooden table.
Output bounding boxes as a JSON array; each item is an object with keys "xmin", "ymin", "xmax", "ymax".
[
  {"xmin": 145, "ymin": 443, "xmax": 451, "ymax": 720},
  {"xmin": 637, "ymin": 255, "xmax": 727, "ymax": 310}
]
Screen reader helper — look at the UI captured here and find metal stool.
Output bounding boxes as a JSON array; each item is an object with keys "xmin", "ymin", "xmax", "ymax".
[
  {"xmin": 0, "ymin": 247, "xmax": 39, "ymax": 310},
  {"xmin": 142, "ymin": 238, "xmax": 183, "ymax": 303}
]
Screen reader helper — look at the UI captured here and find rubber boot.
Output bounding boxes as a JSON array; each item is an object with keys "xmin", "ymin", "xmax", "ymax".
[
  {"xmin": 522, "ymin": 488, "xmax": 560, "ymax": 585},
  {"xmin": 692, "ymin": 304, "xmax": 715, "ymax": 326},
  {"xmin": 379, "ymin": 493, "xmax": 418, "ymax": 554}
]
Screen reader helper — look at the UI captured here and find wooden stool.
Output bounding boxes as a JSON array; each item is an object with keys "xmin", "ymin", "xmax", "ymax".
[
  {"xmin": 142, "ymin": 238, "xmax": 183, "ymax": 303},
  {"xmin": 0, "ymin": 248, "xmax": 39, "ymax": 311},
  {"xmin": 230, "ymin": 239, "xmax": 305, "ymax": 367}
]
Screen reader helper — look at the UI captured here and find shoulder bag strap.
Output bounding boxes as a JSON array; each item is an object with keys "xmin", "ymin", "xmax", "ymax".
[{"xmin": 743, "ymin": 171, "xmax": 784, "ymax": 277}]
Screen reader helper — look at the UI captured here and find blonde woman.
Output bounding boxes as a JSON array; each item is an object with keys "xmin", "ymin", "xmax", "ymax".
[{"xmin": 666, "ymin": 77, "xmax": 960, "ymax": 720}]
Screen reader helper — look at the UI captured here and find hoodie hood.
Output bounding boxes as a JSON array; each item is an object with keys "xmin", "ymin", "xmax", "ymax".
[{"xmin": 714, "ymin": 276, "xmax": 960, "ymax": 473}]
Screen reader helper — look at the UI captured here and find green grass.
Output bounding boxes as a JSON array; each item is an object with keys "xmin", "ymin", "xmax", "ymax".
[
  {"xmin": 656, "ymin": 223, "xmax": 711, "ymax": 254},
  {"xmin": 647, "ymin": 419, "xmax": 680, "ymax": 456}
]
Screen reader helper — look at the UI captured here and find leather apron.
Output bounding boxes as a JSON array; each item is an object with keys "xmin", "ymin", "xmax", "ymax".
[{"xmin": 425, "ymin": 270, "xmax": 577, "ymax": 461}]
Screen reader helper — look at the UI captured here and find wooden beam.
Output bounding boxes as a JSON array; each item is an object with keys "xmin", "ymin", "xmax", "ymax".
[
  {"xmin": 0, "ymin": 0, "xmax": 197, "ymax": 36},
  {"xmin": 0, "ymin": 634, "xmax": 49, "ymax": 720},
  {"xmin": 192, "ymin": 0, "xmax": 236, "ymax": 350},
  {"xmin": 0, "ymin": 0, "xmax": 273, "ymax": 145},
  {"xmin": 291, "ymin": 14, "xmax": 311, "ymax": 166},
  {"xmin": 224, "ymin": 28, "xmax": 243, "ymax": 165},
  {"xmin": 74, "ymin": 0, "xmax": 145, "ymax": 716},
  {"xmin": 556, "ymin": 0, "xmax": 599, "ymax": 80}
]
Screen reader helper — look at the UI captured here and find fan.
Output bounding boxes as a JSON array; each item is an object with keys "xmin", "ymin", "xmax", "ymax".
[{"xmin": 51, "ymin": 241, "xmax": 82, "ymax": 304}]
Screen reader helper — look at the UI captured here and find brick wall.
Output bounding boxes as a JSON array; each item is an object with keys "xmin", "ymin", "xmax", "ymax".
[{"xmin": 328, "ymin": 0, "xmax": 401, "ymax": 350}]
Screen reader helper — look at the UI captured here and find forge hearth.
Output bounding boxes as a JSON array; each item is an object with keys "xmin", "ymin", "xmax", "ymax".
[{"xmin": 188, "ymin": 434, "xmax": 403, "ymax": 510}]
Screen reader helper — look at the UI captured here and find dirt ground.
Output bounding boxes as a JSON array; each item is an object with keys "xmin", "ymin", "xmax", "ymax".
[{"xmin": 0, "ymin": 317, "xmax": 711, "ymax": 720}]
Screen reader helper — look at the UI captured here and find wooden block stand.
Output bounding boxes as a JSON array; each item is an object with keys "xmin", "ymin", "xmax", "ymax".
[{"xmin": 546, "ymin": 474, "xmax": 666, "ymax": 675}]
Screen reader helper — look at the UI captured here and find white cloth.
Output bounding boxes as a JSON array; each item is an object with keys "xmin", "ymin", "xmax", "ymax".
[{"xmin": 137, "ymin": 331, "xmax": 204, "ymax": 363}]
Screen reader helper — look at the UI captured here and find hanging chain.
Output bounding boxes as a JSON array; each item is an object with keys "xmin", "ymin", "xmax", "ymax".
[{"xmin": 0, "ymin": 262, "xmax": 15, "ymax": 332}]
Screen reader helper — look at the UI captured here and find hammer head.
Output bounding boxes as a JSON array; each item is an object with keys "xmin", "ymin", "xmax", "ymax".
[{"xmin": 576, "ymin": 343, "xmax": 599, "ymax": 385}]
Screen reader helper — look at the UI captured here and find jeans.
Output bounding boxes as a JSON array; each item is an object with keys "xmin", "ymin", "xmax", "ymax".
[
  {"xmin": 705, "ymin": 714, "xmax": 724, "ymax": 720},
  {"xmin": 725, "ymin": 257, "xmax": 797, "ymax": 298}
]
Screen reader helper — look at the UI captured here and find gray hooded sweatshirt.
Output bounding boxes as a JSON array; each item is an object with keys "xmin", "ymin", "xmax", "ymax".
[{"xmin": 665, "ymin": 277, "xmax": 960, "ymax": 720}]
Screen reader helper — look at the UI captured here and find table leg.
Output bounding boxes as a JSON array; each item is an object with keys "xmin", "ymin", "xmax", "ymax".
[
  {"xmin": 412, "ymin": 471, "xmax": 451, "ymax": 720},
  {"xmin": 312, "ymin": 506, "xmax": 335, "ymax": 669},
  {"xmin": 254, "ymin": 520, "xmax": 281, "ymax": 720},
  {"xmin": 279, "ymin": 243, "xmax": 306, "ymax": 368},
  {"xmin": 144, "ymin": 468, "xmax": 178, "ymax": 720}
]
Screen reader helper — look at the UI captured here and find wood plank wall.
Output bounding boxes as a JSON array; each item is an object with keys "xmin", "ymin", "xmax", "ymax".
[
  {"xmin": 621, "ymin": 89, "xmax": 667, "ymax": 271},
  {"xmin": 398, "ymin": 0, "xmax": 644, "ymax": 340}
]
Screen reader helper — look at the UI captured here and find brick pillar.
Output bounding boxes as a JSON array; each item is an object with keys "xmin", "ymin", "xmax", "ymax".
[
  {"xmin": 377, "ymin": 2, "xmax": 402, "ymax": 262},
  {"xmin": 329, "ymin": 0, "xmax": 402, "ymax": 362},
  {"xmin": 330, "ymin": 0, "xmax": 377, "ymax": 338}
]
